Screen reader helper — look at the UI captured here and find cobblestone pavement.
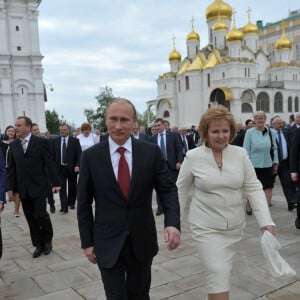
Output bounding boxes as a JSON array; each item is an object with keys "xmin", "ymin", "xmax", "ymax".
[{"xmin": 0, "ymin": 180, "xmax": 299, "ymax": 300}]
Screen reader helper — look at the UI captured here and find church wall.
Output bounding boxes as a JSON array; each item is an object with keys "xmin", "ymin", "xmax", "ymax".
[{"xmin": 0, "ymin": 0, "xmax": 46, "ymax": 131}]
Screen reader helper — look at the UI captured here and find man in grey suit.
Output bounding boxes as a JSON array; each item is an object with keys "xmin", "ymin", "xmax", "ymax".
[{"xmin": 77, "ymin": 99, "xmax": 180, "ymax": 300}]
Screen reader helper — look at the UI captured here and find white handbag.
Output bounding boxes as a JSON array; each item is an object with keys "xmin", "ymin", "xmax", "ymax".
[{"xmin": 260, "ymin": 231, "xmax": 296, "ymax": 278}]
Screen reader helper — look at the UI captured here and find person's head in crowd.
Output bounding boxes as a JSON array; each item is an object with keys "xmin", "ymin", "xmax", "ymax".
[
  {"xmin": 294, "ymin": 112, "xmax": 300, "ymax": 126},
  {"xmin": 105, "ymin": 98, "xmax": 137, "ymax": 145},
  {"xmin": 3, "ymin": 125, "xmax": 16, "ymax": 141},
  {"xmin": 154, "ymin": 118, "xmax": 165, "ymax": 134},
  {"xmin": 164, "ymin": 120, "xmax": 170, "ymax": 130},
  {"xmin": 245, "ymin": 119, "xmax": 254, "ymax": 129},
  {"xmin": 199, "ymin": 105, "xmax": 236, "ymax": 147},
  {"xmin": 15, "ymin": 116, "xmax": 32, "ymax": 139},
  {"xmin": 253, "ymin": 111, "xmax": 267, "ymax": 130},
  {"xmin": 140, "ymin": 126, "xmax": 146, "ymax": 133},
  {"xmin": 272, "ymin": 116, "xmax": 284, "ymax": 131},
  {"xmin": 31, "ymin": 123, "xmax": 40, "ymax": 136},
  {"xmin": 59, "ymin": 123, "xmax": 70, "ymax": 137},
  {"xmin": 80, "ymin": 123, "xmax": 92, "ymax": 137}
]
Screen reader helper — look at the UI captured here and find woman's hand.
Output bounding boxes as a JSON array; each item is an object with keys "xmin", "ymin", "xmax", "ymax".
[{"xmin": 261, "ymin": 225, "xmax": 276, "ymax": 236}]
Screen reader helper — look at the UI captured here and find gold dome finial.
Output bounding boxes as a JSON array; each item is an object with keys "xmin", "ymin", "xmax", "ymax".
[
  {"xmin": 243, "ymin": 6, "xmax": 259, "ymax": 34},
  {"xmin": 226, "ymin": 11, "xmax": 243, "ymax": 43},
  {"xmin": 169, "ymin": 35, "xmax": 182, "ymax": 62},
  {"xmin": 276, "ymin": 22, "xmax": 292, "ymax": 50},
  {"xmin": 206, "ymin": 0, "xmax": 232, "ymax": 22},
  {"xmin": 186, "ymin": 16, "xmax": 200, "ymax": 41}
]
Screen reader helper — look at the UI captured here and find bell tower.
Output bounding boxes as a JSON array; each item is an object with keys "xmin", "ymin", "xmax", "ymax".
[{"xmin": 0, "ymin": 0, "xmax": 46, "ymax": 132}]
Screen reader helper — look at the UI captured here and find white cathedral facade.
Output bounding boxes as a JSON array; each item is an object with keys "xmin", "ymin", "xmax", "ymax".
[
  {"xmin": 149, "ymin": 0, "xmax": 300, "ymax": 128},
  {"xmin": 0, "ymin": 0, "xmax": 47, "ymax": 132}
]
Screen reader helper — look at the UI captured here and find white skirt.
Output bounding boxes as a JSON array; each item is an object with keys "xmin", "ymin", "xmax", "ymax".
[{"xmin": 190, "ymin": 223, "xmax": 244, "ymax": 294}]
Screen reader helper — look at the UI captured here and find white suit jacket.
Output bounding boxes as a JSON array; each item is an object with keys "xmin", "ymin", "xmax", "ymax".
[{"xmin": 177, "ymin": 145, "xmax": 275, "ymax": 230}]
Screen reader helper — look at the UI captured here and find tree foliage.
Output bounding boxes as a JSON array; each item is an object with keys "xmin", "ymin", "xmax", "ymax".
[
  {"xmin": 45, "ymin": 109, "xmax": 60, "ymax": 134},
  {"xmin": 84, "ymin": 86, "xmax": 115, "ymax": 131},
  {"xmin": 138, "ymin": 108, "xmax": 156, "ymax": 128}
]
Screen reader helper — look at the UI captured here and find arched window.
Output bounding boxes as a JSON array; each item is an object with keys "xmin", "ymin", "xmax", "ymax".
[
  {"xmin": 295, "ymin": 97, "xmax": 299, "ymax": 112},
  {"xmin": 242, "ymin": 103, "xmax": 253, "ymax": 113},
  {"xmin": 163, "ymin": 111, "xmax": 170, "ymax": 118},
  {"xmin": 256, "ymin": 92, "xmax": 270, "ymax": 112},
  {"xmin": 288, "ymin": 96, "xmax": 292, "ymax": 112},
  {"xmin": 274, "ymin": 92, "xmax": 283, "ymax": 113}
]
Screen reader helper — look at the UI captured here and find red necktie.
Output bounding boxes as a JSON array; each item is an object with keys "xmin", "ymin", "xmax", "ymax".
[{"xmin": 117, "ymin": 147, "xmax": 130, "ymax": 199}]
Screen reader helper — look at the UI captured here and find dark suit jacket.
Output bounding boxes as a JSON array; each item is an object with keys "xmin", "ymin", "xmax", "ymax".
[
  {"xmin": 0, "ymin": 150, "xmax": 5, "ymax": 203},
  {"xmin": 289, "ymin": 127, "xmax": 300, "ymax": 173},
  {"xmin": 150, "ymin": 131, "xmax": 183, "ymax": 171},
  {"xmin": 52, "ymin": 136, "xmax": 82, "ymax": 173},
  {"xmin": 7, "ymin": 136, "xmax": 60, "ymax": 199},
  {"xmin": 77, "ymin": 137, "xmax": 180, "ymax": 268}
]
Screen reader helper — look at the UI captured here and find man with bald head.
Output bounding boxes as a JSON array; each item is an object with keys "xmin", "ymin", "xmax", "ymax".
[{"xmin": 77, "ymin": 98, "xmax": 181, "ymax": 299}]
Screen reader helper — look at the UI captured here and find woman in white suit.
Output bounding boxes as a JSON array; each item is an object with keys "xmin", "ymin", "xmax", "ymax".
[{"xmin": 176, "ymin": 106, "xmax": 275, "ymax": 300}]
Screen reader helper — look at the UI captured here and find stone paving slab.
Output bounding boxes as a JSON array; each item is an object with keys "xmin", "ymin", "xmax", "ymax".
[{"xmin": 0, "ymin": 181, "xmax": 299, "ymax": 299}]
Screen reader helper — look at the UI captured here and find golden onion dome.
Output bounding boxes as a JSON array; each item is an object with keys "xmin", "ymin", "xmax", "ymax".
[
  {"xmin": 212, "ymin": 20, "xmax": 228, "ymax": 31},
  {"xmin": 226, "ymin": 22, "xmax": 243, "ymax": 42},
  {"xmin": 168, "ymin": 47, "xmax": 181, "ymax": 62},
  {"xmin": 243, "ymin": 21, "xmax": 259, "ymax": 34},
  {"xmin": 186, "ymin": 28, "xmax": 200, "ymax": 41},
  {"xmin": 276, "ymin": 31, "xmax": 292, "ymax": 50},
  {"xmin": 205, "ymin": 0, "xmax": 232, "ymax": 22}
]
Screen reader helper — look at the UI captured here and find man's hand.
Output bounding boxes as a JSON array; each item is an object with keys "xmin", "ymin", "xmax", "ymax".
[
  {"xmin": 74, "ymin": 166, "xmax": 80, "ymax": 173},
  {"xmin": 84, "ymin": 246, "xmax": 97, "ymax": 264},
  {"xmin": 0, "ymin": 202, "xmax": 3, "ymax": 213},
  {"xmin": 52, "ymin": 186, "xmax": 61, "ymax": 193},
  {"xmin": 164, "ymin": 226, "xmax": 180, "ymax": 251},
  {"xmin": 175, "ymin": 163, "xmax": 181, "ymax": 171},
  {"xmin": 291, "ymin": 173, "xmax": 298, "ymax": 182}
]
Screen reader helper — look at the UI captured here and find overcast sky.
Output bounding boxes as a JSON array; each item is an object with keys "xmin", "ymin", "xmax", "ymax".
[{"xmin": 38, "ymin": 0, "xmax": 298, "ymax": 127}]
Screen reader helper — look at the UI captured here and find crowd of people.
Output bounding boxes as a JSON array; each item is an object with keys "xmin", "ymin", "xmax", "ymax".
[{"xmin": 0, "ymin": 103, "xmax": 299, "ymax": 300}]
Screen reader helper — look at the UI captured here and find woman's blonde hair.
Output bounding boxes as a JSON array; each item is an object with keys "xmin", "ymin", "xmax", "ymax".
[
  {"xmin": 253, "ymin": 110, "xmax": 266, "ymax": 120},
  {"xmin": 198, "ymin": 105, "xmax": 236, "ymax": 145}
]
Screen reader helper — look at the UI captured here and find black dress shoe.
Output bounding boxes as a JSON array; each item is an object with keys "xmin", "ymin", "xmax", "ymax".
[
  {"xmin": 50, "ymin": 205, "xmax": 56, "ymax": 213},
  {"xmin": 44, "ymin": 241, "xmax": 52, "ymax": 255},
  {"xmin": 288, "ymin": 203, "xmax": 297, "ymax": 211},
  {"xmin": 60, "ymin": 209, "xmax": 68, "ymax": 214},
  {"xmin": 69, "ymin": 205, "xmax": 75, "ymax": 210},
  {"xmin": 295, "ymin": 217, "xmax": 300, "ymax": 229},
  {"xmin": 33, "ymin": 247, "xmax": 44, "ymax": 258}
]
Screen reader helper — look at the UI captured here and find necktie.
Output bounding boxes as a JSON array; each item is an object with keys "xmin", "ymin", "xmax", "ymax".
[
  {"xmin": 182, "ymin": 135, "xmax": 188, "ymax": 155},
  {"xmin": 160, "ymin": 133, "xmax": 167, "ymax": 160},
  {"xmin": 21, "ymin": 139, "xmax": 27, "ymax": 153},
  {"xmin": 117, "ymin": 147, "xmax": 130, "ymax": 199},
  {"xmin": 277, "ymin": 130, "xmax": 283, "ymax": 162},
  {"xmin": 62, "ymin": 138, "xmax": 67, "ymax": 164}
]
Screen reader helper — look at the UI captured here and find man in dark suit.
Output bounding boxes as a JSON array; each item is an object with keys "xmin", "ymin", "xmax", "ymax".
[
  {"xmin": 179, "ymin": 127, "xmax": 196, "ymax": 156},
  {"xmin": 53, "ymin": 124, "xmax": 82, "ymax": 213},
  {"xmin": 132, "ymin": 123, "xmax": 150, "ymax": 141},
  {"xmin": 0, "ymin": 150, "xmax": 6, "ymax": 259},
  {"xmin": 289, "ymin": 125, "xmax": 300, "ymax": 229},
  {"xmin": 77, "ymin": 99, "xmax": 180, "ymax": 300},
  {"xmin": 7, "ymin": 116, "xmax": 61, "ymax": 258},
  {"xmin": 272, "ymin": 117, "xmax": 297, "ymax": 211},
  {"xmin": 150, "ymin": 118, "xmax": 183, "ymax": 215}
]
